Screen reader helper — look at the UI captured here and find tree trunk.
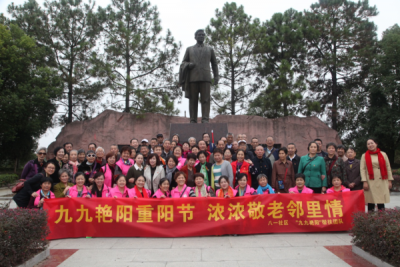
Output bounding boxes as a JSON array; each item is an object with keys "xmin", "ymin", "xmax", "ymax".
[
  {"xmin": 67, "ymin": 47, "xmax": 74, "ymax": 124},
  {"xmin": 14, "ymin": 158, "xmax": 18, "ymax": 174},
  {"xmin": 230, "ymin": 40, "xmax": 235, "ymax": 115},
  {"xmin": 331, "ymin": 40, "xmax": 338, "ymax": 130},
  {"xmin": 124, "ymin": 45, "xmax": 130, "ymax": 113}
]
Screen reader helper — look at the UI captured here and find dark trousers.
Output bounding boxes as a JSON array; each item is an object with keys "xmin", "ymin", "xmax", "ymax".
[
  {"xmin": 368, "ymin": 203, "xmax": 385, "ymax": 211},
  {"xmin": 189, "ymin": 82, "xmax": 211, "ymax": 123},
  {"xmin": 309, "ymin": 187, "xmax": 323, "ymax": 194}
]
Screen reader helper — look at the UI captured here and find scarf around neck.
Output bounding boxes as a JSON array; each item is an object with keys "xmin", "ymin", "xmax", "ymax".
[
  {"xmin": 218, "ymin": 186, "xmax": 234, "ymax": 198},
  {"xmin": 195, "ymin": 184, "xmax": 208, "ymax": 197},
  {"xmin": 165, "ymin": 166, "xmax": 176, "ymax": 181},
  {"xmin": 257, "ymin": 184, "xmax": 274, "ymax": 195},
  {"xmin": 134, "ymin": 186, "xmax": 149, "ymax": 198},
  {"xmin": 365, "ymin": 148, "xmax": 388, "ymax": 180}
]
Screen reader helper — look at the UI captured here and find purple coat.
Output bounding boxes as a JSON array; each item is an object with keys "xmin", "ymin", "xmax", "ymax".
[{"xmin": 21, "ymin": 159, "xmax": 44, "ymax": 180}]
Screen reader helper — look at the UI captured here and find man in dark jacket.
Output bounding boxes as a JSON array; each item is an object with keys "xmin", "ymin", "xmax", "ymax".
[
  {"xmin": 287, "ymin": 143, "xmax": 301, "ymax": 174},
  {"xmin": 251, "ymin": 145, "xmax": 272, "ymax": 189},
  {"xmin": 232, "ymin": 140, "xmax": 254, "ymax": 161},
  {"xmin": 343, "ymin": 147, "xmax": 363, "ymax": 190}
]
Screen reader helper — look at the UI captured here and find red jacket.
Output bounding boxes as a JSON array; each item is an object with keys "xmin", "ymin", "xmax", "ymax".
[
  {"xmin": 231, "ymin": 161, "xmax": 251, "ymax": 187},
  {"xmin": 180, "ymin": 164, "xmax": 197, "ymax": 183}
]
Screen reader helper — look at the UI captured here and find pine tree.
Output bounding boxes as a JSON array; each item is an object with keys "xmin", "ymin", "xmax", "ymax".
[
  {"xmin": 93, "ymin": 0, "xmax": 181, "ymax": 115},
  {"xmin": 205, "ymin": 2, "xmax": 260, "ymax": 115}
]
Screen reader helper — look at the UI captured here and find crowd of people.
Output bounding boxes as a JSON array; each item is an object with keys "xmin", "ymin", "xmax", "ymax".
[{"xmin": 13, "ymin": 133, "xmax": 393, "ymax": 212}]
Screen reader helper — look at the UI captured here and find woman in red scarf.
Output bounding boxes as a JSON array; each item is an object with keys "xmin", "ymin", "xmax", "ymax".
[
  {"xmin": 361, "ymin": 138, "xmax": 393, "ymax": 211},
  {"xmin": 128, "ymin": 176, "xmax": 151, "ymax": 198}
]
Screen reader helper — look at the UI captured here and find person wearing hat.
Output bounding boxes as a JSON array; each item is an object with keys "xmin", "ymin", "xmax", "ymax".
[
  {"xmin": 289, "ymin": 173, "xmax": 314, "ymax": 194},
  {"xmin": 326, "ymin": 175, "xmax": 350, "ymax": 193},
  {"xmin": 232, "ymin": 140, "xmax": 254, "ymax": 161},
  {"xmin": 156, "ymin": 134, "xmax": 164, "ymax": 145}
]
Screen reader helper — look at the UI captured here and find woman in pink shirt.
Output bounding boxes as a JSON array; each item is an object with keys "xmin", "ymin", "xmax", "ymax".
[
  {"xmin": 90, "ymin": 172, "xmax": 110, "ymax": 198},
  {"xmin": 115, "ymin": 146, "xmax": 134, "ymax": 176},
  {"xmin": 289, "ymin": 173, "xmax": 314, "ymax": 194},
  {"xmin": 109, "ymin": 175, "xmax": 129, "ymax": 198},
  {"xmin": 170, "ymin": 172, "xmax": 191, "ymax": 198},
  {"xmin": 326, "ymin": 175, "xmax": 350, "ymax": 193},
  {"xmin": 173, "ymin": 146, "xmax": 187, "ymax": 170},
  {"xmin": 189, "ymin": 173, "xmax": 215, "ymax": 197},
  {"xmin": 129, "ymin": 176, "xmax": 151, "ymax": 198},
  {"xmin": 65, "ymin": 172, "xmax": 91, "ymax": 198},
  {"xmin": 34, "ymin": 177, "xmax": 55, "ymax": 209},
  {"xmin": 153, "ymin": 178, "xmax": 171, "ymax": 198},
  {"xmin": 234, "ymin": 173, "xmax": 256, "ymax": 196}
]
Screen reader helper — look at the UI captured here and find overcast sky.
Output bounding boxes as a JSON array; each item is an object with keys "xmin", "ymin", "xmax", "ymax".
[{"xmin": 1, "ymin": 0, "xmax": 399, "ymax": 148}]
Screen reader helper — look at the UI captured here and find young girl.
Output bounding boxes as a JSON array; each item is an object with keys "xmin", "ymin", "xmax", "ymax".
[
  {"xmin": 256, "ymin": 174, "xmax": 275, "ymax": 194},
  {"xmin": 109, "ymin": 175, "xmax": 129, "ymax": 198},
  {"xmin": 216, "ymin": 176, "xmax": 237, "ymax": 198},
  {"xmin": 235, "ymin": 173, "xmax": 256, "ymax": 196},
  {"xmin": 91, "ymin": 172, "xmax": 110, "ymax": 198},
  {"xmin": 129, "ymin": 176, "xmax": 152, "ymax": 198},
  {"xmin": 170, "ymin": 172, "xmax": 191, "ymax": 198},
  {"xmin": 326, "ymin": 175, "xmax": 350, "ymax": 193},
  {"xmin": 34, "ymin": 177, "xmax": 55, "ymax": 209},
  {"xmin": 189, "ymin": 173, "xmax": 215, "ymax": 197},
  {"xmin": 153, "ymin": 178, "xmax": 171, "ymax": 198},
  {"xmin": 65, "ymin": 172, "xmax": 91, "ymax": 198},
  {"xmin": 289, "ymin": 173, "xmax": 314, "ymax": 194}
]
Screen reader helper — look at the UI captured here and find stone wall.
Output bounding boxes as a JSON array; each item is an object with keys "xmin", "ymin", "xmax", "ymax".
[{"xmin": 47, "ymin": 110, "xmax": 341, "ymax": 158}]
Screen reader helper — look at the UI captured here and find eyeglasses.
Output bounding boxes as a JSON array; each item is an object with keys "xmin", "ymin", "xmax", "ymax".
[
  {"xmin": 37, "ymin": 153, "xmax": 47, "ymax": 155},
  {"xmin": 87, "ymin": 154, "xmax": 96, "ymax": 158}
]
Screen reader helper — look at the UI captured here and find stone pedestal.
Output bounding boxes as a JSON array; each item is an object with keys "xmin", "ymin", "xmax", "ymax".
[{"xmin": 169, "ymin": 123, "xmax": 228, "ymax": 144}]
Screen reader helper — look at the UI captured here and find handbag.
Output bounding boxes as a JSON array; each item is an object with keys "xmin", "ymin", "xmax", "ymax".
[{"xmin": 11, "ymin": 179, "xmax": 26, "ymax": 193}]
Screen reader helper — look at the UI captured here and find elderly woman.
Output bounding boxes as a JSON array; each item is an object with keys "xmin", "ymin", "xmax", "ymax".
[
  {"xmin": 298, "ymin": 142, "xmax": 327, "ymax": 194},
  {"xmin": 224, "ymin": 148, "xmax": 234, "ymax": 163},
  {"xmin": 271, "ymin": 147, "xmax": 295, "ymax": 193},
  {"xmin": 69, "ymin": 150, "xmax": 79, "ymax": 174},
  {"xmin": 324, "ymin": 143, "xmax": 347, "ymax": 187},
  {"xmin": 61, "ymin": 153, "xmax": 74, "ymax": 178},
  {"xmin": 91, "ymin": 172, "xmax": 111, "ymax": 198},
  {"xmin": 235, "ymin": 173, "xmax": 256, "ymax": 196},
  {"xmin": 231, "ymin": 149, "xmax": 257, "ymax": 187},
  {"xmin": 289, "ymin": 173, "xmax": 314, "ymax": 194},
  {"xmin": 109, "ymin": 175, "xmax": 129, "ymax": 198},
  {"xmin": 188, "ymin": 137, "xmax": 197, "ymax": 149},
  {"xmin": 99, "ymin": 152, "xmax": 122, "ymax": 188},
  {"xmin": 21, "ymin": 147, "xmax": 47, "ymax": 180},
  {"xmin": 115, "ymin": 146, "xmax": 134, "ymax": 176},
  {"xmin": 361, "ymin": 138, "xmax": 393, "ymax": 211},
  {"xmin": 33, "ymin": 177, "xmax": 55, "ymax": 209},
  {"xmin": 195, "ymin": 151, "xmax": 212, "ymax": 186},
  {"xmin": 211, "ymin": 148, "xmax": 234, "ymax": 191},
  {"xmin": 170, "ymin": 171, "xmax": 191, "ymax": 198},
  {"xmin": 47, "ymin": 147, "xmax": 66, "ymax": 184},
  {"xmin": 189, "ymin": 173, "xmax": 215, "ymax": 197},
  {"xmin": 13, "ymin": 162, "xmax": 56, "ymax": 208},
  {"xmin": 65, "ymin": 172, "xmax": 91, "ymax": 198},
  {"xmin": 95, "ymin": 147, "xmax": 107, "ymax": 166},
  {"xmin": 171, "ymin": 134, "xmax": 182, "ymax": 147},
  {"xmin": 53, "ymin": 170, "xmax": 74, "ymax": 198},
  {"xmin": 173, "ymin": 146, "xmax": 187, "ymax": 170},
  {"xmin": 164, "ymin": 155, "xmax": 179, "ymax": 189},
  {"xmin": 128, "ymin": 175, "xmax": 152, "ymax": 198},
  {"xmin": 144, "ymin": 153, "xmax": 165, "ymax": 195},
  {"xmin": 77, "ymin": 149, "xmax": 86, "ymax": 165},
  {"xmin": 78, "ymin": 150, "xmax": 102, "ymax": 186},
  {"xmin": 256, "ymin": 173, "xmax": 275, "ymax": 194}
]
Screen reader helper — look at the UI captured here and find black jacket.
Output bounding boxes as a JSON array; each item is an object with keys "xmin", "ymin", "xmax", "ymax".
[
  {"xmin": 47, "ymin": 158, "xmax": 63, "ymax": 184},
  {"xmin": 287, "ymin": 154, "xmax": 301, "ymax": 174},
  {"xmin": 232, "ymin": 150, "xmax": 255, "ymax": 161},
  {"xmin": 78, "ymin": 160, "xmax": 102, "ymax": 185},
  {"xmin": 13, "ymin": 172, "xmax": 45, "ymax": 208},
  {"xmin": 252, "ymin": 156, "xmax": 272, "ymax": 189},
  {"xmin": 195, "ymin": 162, "xmax": 213, "ymax": 186}
]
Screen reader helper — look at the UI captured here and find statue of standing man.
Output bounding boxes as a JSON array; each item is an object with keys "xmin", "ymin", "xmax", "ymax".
[{"xmin": 179, "ymin": 29, "xmax": 219, "ymax": 123}]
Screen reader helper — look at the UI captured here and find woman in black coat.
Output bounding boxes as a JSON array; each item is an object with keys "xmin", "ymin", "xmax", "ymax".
[
  {"xmin": 13, "ymin": 162, "xmax": 56, "ymax": 208},
  {"xmin": 47, "ymin": 146, "xmax": 66, "ymax": 184},
  {"xmin": 195, "ymin": 151, "xmax": 213, "ymax": 187},
  {"xmin": 78, "ymin": 150, "xmax": 102, "ymax": 186}
]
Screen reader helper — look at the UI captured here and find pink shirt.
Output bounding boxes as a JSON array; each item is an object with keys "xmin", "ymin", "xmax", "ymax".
[
  {"xmin": 91, "ymin": 185, "xmax": 111, "ymax": 198},
  {"xmin": 170, "ymin": 185, "xmax": 191, "ymax": 198},
  {"xmin": 326, "ymin": 186, "xmax": 350, "ymax": 194},
  {"xmin": 176, "ymin": 157, "xmax": 186, "ymax": 170},
  {"xmin": 67, "ymin": 185, "xmax": 91, "ymax": 198},
  {"xmin": 289, "ymin": 186, "xmax": 314, "ymax": 194},
  {"xmin": 234, "ymin": 185, "xmax": 256, "ymax": 196},
  {"xmin": 109, "ymin": 186, "xmax": 129, "ymax": 198},
  {"xmin": 115, "ymin": 158, "xmax": 134, "ymax": 176},
  {"xmin": 34, "ymin": 189, "xmax": 55, "ymax": 206},
  {"xmin": 153, "ymin": 189, "xmax": 170, "ymax": 198}
]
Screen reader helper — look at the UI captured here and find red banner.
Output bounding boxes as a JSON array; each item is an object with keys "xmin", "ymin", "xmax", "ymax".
[{"xmin": 44, "ymin": 190, "xmax": 365, "ymax": 240}]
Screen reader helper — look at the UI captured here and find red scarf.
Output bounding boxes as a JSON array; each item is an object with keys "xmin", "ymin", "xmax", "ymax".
[
  {"xmin": 365, "ymin": 148, "xmax": 388, "ymax": 180},
  {"xmin": 134, "ymin": 186, "xmax": 149, "ymax": 198}
]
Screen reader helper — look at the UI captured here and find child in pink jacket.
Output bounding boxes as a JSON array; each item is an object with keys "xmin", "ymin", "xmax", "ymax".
[
  {"xmin": 326, "ymin": 175, "xmax": 350, "ymax": 193},
  {"xmin": 289, "ymin": 173, "xmax": 314, "ymax": 194},
  {"xmin": 34, "ymin": 177, "xmax": 55, "ymax": 209}
]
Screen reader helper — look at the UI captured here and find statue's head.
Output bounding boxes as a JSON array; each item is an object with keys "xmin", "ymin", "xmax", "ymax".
[{"xmin": 195, "ymin": 29, "xmax": 205, "ymax": 44}]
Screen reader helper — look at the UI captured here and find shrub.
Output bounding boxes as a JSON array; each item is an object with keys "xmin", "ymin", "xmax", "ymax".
[
  {"xmin": 0, "ymin": 174, "xmax": 18, "ymax": 187},
  {"xmin": 0, "ymin": 208, "xmax": 49, "ymax": 266},
  {"xmin": 352, "ymin": 209, "xmax": 400, "ymax": 266}
]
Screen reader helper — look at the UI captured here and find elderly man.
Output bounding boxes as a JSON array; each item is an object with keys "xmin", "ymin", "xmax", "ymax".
[
  {"xmin": 264, "ymin": 136, "xmax": 279, "ymax": 166},
  {"xmin": 130, "ymin": 138, "xmax": 139, "ymax": 151},
  {"xmin": 161, "ymin": 139, "xmax": 172, "ymax": 159},
  {"xmin": 315, "ymin": 138, "xmax": 328, "ymax": 157},
  {"xmin": 232, "ymin": 140, "xmax": 255, "ymax": 161},
  {"xmin": 226, "ymin": 133, "xmax": 234, "ymax": 149},
  {"xmin": 251, "ymin": 145, "xmax": 272, "ymax": 188}
]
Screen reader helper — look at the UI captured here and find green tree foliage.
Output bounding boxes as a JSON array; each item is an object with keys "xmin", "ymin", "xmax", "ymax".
[
  {"xmin": 0, "ymin": 24, "xmax": 61, "ymax": 169},
  {"xmin": 8, "ymin": 0, "xmax": 104, "ymax": 124},
  {"xmin": 205, "ymin": 2, "xmax": 260, "ymax": 115},
  {"xmin": 93, "ymin": 0, "xmax": 181, "ymax": 115},
  {"xmin": 303, "ymin": 0, "xmax": 377, "ymax": 131},
  {"xmin": 354, "ymin": 24, "xmax": 400, "ymax": 163},
  {"xmin": 248, "ymin": 8, "xmax": 307, "ymax": 118}
]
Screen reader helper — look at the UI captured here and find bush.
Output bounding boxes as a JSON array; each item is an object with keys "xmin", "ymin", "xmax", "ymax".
[
  {"xmin": 0, "ymin": 208, "xmax": 50, "ymax": 266},
  {"xmin": 0, "ymin": 174, "xmax": 18, "ymax": 187},
  {"xmin": 352, "ymin": 209, "xmax": 400, "ymax": 266}
]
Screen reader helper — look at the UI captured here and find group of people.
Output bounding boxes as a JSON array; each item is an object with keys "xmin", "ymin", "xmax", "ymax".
[{"xmin": 14, "ymin": 133, "xmax": 393, "ymax": 212}]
